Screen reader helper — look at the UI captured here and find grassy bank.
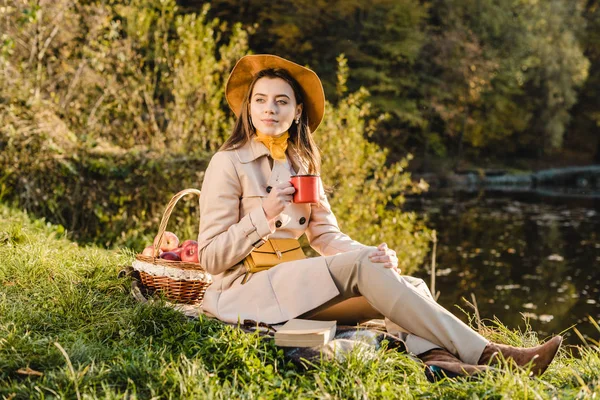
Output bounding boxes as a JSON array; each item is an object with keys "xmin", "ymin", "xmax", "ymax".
[{"xmin": 1, "ymin": 203, "xmax": 599, "ymax": 399}]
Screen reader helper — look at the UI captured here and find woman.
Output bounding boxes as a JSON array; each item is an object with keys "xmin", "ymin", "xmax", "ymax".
[{"xmin": 198, "ymin": 54, "xmax": 562, "ymax": 376}]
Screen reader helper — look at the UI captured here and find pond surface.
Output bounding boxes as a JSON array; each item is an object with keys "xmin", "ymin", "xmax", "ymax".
[{"xmin": 406, "ymin": 189, "xmax": 600, "ymax": 346}]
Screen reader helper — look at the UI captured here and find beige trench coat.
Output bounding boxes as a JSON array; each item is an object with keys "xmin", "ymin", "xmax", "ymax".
[{"xmin": 198, "ymin": 137, "xmax": 370, "ymax": 324}]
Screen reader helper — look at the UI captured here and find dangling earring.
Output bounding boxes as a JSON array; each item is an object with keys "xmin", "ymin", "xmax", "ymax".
[{"xmin": 295, "ymin": 117, "xmax": 300, "ymax": 124}]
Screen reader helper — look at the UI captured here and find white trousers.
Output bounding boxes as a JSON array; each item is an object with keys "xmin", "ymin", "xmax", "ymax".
[{"xmin": 300, "ymin": 248, "xmax": 489, "ymax": 364}]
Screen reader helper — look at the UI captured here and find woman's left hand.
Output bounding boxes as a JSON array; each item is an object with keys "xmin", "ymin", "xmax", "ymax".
[{"xmin": 369, "ymin": 243, "xmax": 400, "ymax": 272}]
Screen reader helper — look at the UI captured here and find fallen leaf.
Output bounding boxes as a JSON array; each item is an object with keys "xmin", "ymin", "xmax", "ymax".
[{"xmin": 17, "ymin": 367, "xmax": 43, "ymax": 377}]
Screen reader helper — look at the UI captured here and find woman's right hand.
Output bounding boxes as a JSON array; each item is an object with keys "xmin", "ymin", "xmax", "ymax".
[{"xmin": 262, "ymin": 182, "xmax": 295, "ymax": 222}]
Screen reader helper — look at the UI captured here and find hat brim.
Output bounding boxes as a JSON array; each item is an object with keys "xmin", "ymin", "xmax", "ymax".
[{"xmin": 225, "ymin": 54, "xmax": 325, "ymax": 133}]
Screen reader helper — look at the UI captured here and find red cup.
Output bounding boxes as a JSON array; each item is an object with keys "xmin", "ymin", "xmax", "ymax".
[{"xmin": 290, "ymin": 175, "xmax": 320, "ymax": 203}]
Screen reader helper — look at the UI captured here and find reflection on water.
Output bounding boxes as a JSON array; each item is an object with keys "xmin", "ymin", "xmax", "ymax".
[{"xmin": 406, "ymin": 189, "xmax": 600, "ymax": 345}]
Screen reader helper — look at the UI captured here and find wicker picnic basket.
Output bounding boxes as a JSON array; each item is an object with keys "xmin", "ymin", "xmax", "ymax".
[{"xmin": 132, "ymin": 188, "xmax": 212, "ymax": 304}]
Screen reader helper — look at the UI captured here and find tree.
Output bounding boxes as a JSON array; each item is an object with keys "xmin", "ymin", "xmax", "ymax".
[
  {"xmin": 515, "ymin": 0, "xmax": 590, "ymax": 156},
  {"xmin": 421, "ymin": 0, "xmax": 589, "ymax": 163},
  {"xmin": 565, "ymin": 0, "xmax": 600, "ymax": 163}
]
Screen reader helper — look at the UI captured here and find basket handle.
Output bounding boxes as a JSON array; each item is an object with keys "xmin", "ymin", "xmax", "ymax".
[{"xmin": 152, "ymin": 188, "xmax": 202, "ymax": 258}]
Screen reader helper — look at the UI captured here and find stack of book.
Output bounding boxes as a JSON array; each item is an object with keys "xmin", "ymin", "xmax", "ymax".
[{"xmin": 274, "ymin": 319, "xmax": 337, "ymax": 347}]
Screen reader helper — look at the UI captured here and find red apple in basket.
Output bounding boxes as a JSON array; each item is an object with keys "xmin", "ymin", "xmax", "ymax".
[
  {"xmin": 160, "ymin": 251, "xmax": 181, "ymax": 261},
  {"xmin": 180, "ymin": 240, "xmax": 199, "ymax": 263},
  {"xmin": 154, "ymin": 231, "xmax": 179, "ymax": 252},
  {"xmin": 180, "ymin": 239, "xmax": 196, "ymax": 247}
]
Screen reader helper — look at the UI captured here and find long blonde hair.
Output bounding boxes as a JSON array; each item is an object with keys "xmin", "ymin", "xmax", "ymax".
[{"xmin": 220, "ymin": 68, "xmax": 321, "ymax": 175}]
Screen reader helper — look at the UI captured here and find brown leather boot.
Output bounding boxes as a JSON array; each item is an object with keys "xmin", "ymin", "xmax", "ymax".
[
  {"xmin": 478, "ymin": 335, "xmax": 563, "ymax": 376},
  {"xmin": 418, "ymin": 348, "xmax": 489, "ymax": 378}
]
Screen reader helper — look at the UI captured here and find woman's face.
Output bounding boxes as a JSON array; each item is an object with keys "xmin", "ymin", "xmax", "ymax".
[{"xmin": 250, "ymin": 77, "xmax": 302, "ymax": 137}]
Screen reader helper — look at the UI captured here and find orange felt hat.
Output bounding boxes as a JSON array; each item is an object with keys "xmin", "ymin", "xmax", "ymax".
[{"xmin": 225, "ymin": 54, "xmax": 325, "ymax": 133}]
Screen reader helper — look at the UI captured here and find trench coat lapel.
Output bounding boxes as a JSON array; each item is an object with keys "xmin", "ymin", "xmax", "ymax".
[
  {"xmin": 235, "ymin": 137, "xmax": 270, "ymax": 164},
  {"xmin": 234, "ymin": 137, "xmax": 271, "ymax": 189}
]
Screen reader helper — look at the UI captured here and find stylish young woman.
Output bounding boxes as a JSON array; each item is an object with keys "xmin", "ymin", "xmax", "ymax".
[{"xmin": 197, "ymin": 54, "xmax": 562, "ymax": 375}]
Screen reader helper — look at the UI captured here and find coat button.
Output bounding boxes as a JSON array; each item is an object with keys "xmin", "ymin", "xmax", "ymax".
[
  {"xmin": 275, "ymin": 220, "xmax": 282, "ymax": 228},
  {"xmin": 266, "ymin": 186, "xmax": 272, "ymax": 193},
  {"xmin": 299, "ymin": 217, "xmax": 306, "ymax": 225}
]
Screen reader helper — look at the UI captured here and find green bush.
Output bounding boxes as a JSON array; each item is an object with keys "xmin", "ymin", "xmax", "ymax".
[
  {"xmin": 317, "ymin": 55, "xmax": 431, "ymax": 272},
  {"xmin": 0, "ymin": 121, "xmax": 208, "ymax": 249},
  {"xmin": 0, "ymin": 0, "xmax": 246, "ymax": 152}
]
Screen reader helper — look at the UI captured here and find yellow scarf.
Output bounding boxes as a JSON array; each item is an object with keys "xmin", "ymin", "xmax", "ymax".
[{"xmin": 254, "ymin": 131, "xmax": 289, "ymax": 161}]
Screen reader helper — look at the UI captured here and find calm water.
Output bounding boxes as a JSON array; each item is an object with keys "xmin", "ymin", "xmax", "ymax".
[{"xmin": 406, "ymin": 189, "xmax": 600, "ymax": 345}]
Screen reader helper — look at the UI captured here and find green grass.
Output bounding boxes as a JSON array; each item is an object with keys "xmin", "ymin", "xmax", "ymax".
[{"xmin": 1, "ymin": 203, "xmax": 599, "ymax": 399}]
